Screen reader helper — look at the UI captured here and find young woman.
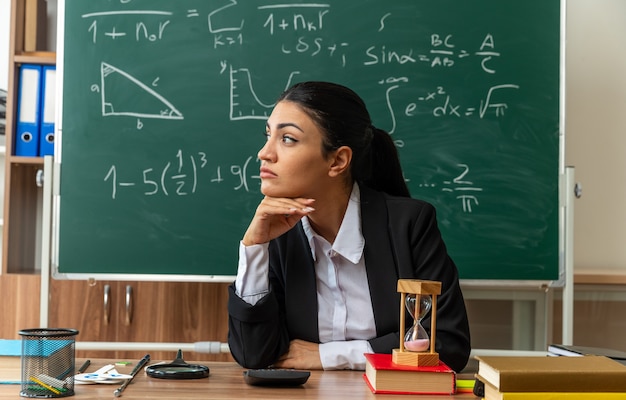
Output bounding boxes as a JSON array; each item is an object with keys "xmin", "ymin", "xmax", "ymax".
[{"xmin": 227, "ymin": 81, "xmax": 471, "ymax": 372}]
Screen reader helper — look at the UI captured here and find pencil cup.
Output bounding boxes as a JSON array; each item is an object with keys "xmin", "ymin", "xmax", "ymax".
[{"xmin": 19, "ymin": 328, "xmax": 79, "ymax": 398}]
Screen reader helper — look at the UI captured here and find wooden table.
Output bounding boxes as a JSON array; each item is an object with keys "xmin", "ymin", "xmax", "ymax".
[
  {"xmin": 0, "ymin": 358, "xmax": 477, "ymax": 399},
  {"xmin": 574, "ymin": 268, "xmax": 626, "ymax": 285}
]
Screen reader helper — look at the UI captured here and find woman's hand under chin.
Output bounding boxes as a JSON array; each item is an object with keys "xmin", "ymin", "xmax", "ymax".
[{"xmin": 242, "ymin": 197, "xmax": 315, "ymax": 246}]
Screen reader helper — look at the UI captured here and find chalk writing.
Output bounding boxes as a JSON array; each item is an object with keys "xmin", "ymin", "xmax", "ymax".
[
  {"xmin": 82, "ymin": 11, "xmax": 173, "ymax": 43},
  {"xmin": 103, "ymin": 150, "xmax": 259, "ymax": 199},
  {"xmin": 417, "ymin": 164, "xmax": 483, "ymax": 213},
  {"xmin": 421, "ymin": 33, "xmax": 501, "ymax": 73},
  {"xmin": 412, "ymin": 84, "xmax": 520, "ymax": 118},
  {"xmin": 70, "ymin": 1, "xmax": 543, "ymax": 218},
  {"xmin": 57, "ymin": 0, "xmax": 562, "ymax": 280}
]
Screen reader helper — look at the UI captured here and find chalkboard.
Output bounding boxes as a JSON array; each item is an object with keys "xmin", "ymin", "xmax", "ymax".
[{"xmin": 53, "ymin": 0, "xmax": 562, "ymax": 281}]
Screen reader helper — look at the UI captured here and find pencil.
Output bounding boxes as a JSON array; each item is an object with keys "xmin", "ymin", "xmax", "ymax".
[{"xmin": 29, "ymin": 376, "xmax": 61, "ymax": 395}]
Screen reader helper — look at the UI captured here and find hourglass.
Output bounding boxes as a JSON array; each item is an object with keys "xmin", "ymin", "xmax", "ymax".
[
  {"xmin": 392, "ymin": 279, "xmax": 441, "ymax": 367},
  {"xmin": 404, "ymin": 293, "xmax": 431, "ymax": 352}
]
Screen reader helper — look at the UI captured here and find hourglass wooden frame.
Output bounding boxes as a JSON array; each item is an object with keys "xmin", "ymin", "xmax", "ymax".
[{"xmin": 392, "ymin": 279, "xmax": 442, "ymax": 367}]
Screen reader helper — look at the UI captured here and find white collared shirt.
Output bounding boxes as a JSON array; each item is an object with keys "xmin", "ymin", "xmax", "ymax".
[{"xmin": 235, "ymin": 183, "xmax": 376, "ymax": 370}]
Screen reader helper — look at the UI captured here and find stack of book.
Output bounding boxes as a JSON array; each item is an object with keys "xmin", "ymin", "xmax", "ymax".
[
  {"xmin": 363, "ymin": 353, "xmax": 456, "ymax": 395},
  {"xmin": 475, "ymin": 355, "xmax": 626, "ymax": 399}
]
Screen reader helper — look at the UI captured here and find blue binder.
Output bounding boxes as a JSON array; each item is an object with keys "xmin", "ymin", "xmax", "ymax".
[
  {"xmin": 15, "ymin": 64, "xmax": 42, "ymax": 156},
  {"xmin": 39, "ymin": 65, "xmax": 56, "ymax": 156}
]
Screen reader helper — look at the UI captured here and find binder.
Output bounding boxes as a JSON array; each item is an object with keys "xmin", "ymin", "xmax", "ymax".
[
  {"xmin": 15, "ymin": 64, "xmax": 42, "ymax": 156},
  {"xmin": 39, "ymin": 65, "xmax": 56, "ymax": 156}
]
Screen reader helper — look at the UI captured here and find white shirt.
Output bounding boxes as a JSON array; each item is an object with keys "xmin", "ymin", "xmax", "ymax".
[{"xmin": 235, "ymin": 184, "xmax": 376, "ymax": 370}]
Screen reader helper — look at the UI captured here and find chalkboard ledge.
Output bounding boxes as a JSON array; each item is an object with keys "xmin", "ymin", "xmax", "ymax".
[{"xmin": 460, "ymin": 279, "xmax": 560, "ymax": 289}]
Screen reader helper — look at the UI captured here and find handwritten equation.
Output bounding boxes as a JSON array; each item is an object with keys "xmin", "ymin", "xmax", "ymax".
[
  {"xmin": 81, "ymin": 5, "xmax": 503, "ymax": 72},
  {"xmin": 103, "ymin": 150, "xmax": 259, "ymax": 199},
  {"xmin": 414, "ymin": 84, "xmax": 520, "ymax": 118},
  {"xmin": 416, "ymin": 164, "xmax": 483, "ymax": 213},
  {"xmin": 59, "ymin": 0, "xmax": 562, "ymax": 218},
  {"xmin": 78, "ymin": 3, "xmax": 520, "ymax": 128},
  {"xmin": 102, "ymin": 150, "xmax": 481, "ymax": 214}
]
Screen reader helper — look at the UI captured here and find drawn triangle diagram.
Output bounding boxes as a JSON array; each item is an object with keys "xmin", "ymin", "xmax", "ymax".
[{"xmin": 100, "ymin": 62, "xmax": 183, "ymax": 120}]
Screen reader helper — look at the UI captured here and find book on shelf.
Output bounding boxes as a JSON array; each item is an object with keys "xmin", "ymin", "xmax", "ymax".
[
  {"xmin": 548, "ymin": 344, "xmax": 626, "ymax": 364},
  {"xmin": 475, "ymin": 355, "xmax": 626, "ymax": 393},
  {"xmin": 363, "ymin": 353, "xmax": 456, "ymax": 395},
  {"xmin": 481, "ymin": 379, "xmax": 626, "ymax": 400}
]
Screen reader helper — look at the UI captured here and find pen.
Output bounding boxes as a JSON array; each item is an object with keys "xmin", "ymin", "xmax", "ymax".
[
  {"xmin": 56, "ymin": 359, "xmax": 91, "ymax": 381},
  {"xmin": 113, "ymin": 354, "xmax": 150, "ymax": 397},
  {"xmin": 78, "ymin": 360, "xmax": 91, "ymax": 374}
]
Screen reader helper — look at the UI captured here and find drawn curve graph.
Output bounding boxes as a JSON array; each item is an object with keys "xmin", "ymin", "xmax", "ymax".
[{"xmin": 229, "ymin": 67, "xmax": 300, "ymax": 120}]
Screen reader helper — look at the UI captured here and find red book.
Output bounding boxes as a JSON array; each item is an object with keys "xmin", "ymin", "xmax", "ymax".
[{"xmin": 363, "ymin": 353, "xmax": 456, "ymax": 395}]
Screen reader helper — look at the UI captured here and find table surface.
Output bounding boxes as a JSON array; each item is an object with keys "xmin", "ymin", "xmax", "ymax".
[
  {"xmin": 0, "ymin": 358, "xmax": 477, "ymax": 399},
  {"xmin": 574, "ymin": 268, "xmax": 626, "ymax": 285}
]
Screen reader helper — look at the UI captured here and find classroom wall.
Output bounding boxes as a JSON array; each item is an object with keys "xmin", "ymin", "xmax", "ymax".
[
  {"xmin": 1, "ymin": 0, "xmax": 622, "ymax": 273},
  {"xmin": 0, "ymin": 0, "xmax": 624, "ymax": 350},
  {"xmin": 566, "ymin": 0, "xmax": 626, "ymax": 271}
]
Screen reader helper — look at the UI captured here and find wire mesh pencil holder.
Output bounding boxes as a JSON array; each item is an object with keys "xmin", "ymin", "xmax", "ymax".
[{"xmin": 19, "ymin": 328, "xmax": 79, "ymax": 398}]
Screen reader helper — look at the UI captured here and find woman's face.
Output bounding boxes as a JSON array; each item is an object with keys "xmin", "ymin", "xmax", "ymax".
[{"xmin": 258, "ymin": 100, "xmax": 334, "ymax": 198}]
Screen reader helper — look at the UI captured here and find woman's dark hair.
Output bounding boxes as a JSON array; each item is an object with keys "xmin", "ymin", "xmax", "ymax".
[{"xmin": 277, "ymin": 81, "xmax": 410, "ymax": 198}]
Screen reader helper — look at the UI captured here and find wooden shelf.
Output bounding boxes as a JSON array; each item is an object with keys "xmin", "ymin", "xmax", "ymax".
[
  {"xmin": 8, "ymin": 155, "xmax": 45, "ymax": 165},
  {"xmin": 14, "ymin": 52, "xmax": 56, "ymax": 65}
]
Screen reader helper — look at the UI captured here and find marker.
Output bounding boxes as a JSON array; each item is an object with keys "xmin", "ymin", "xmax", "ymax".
[
  {"xmin": 113, "ymin": 354, "xmax": 150, "ymax": 397},
  {"xmin": 78, "ymin": 360, "xmax": 91, "ymax": 373}
]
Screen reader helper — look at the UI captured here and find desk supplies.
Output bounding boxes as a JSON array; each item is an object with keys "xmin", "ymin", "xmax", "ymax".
[
  {"xmin": 28, "ymin": 375, "xmax": 62, "ymax": 395},
  {"xmin": 363, "ymin": 353, "xmax": 455, "ymax": 394},
  {"xmin": 475, "ymin": 355, "xmax": 626, "ymax": 393},
  {"xmin": 113, "ymin": 354, "xmax": 150, "ymax": 397},
  {"xmin": 1, "ymin": 358, "xmax": 477, "ymax": 399},
  {"xmin": 19, "ymin": 328, "xmax": 78, "ymax": 398},
  {"xmin": 146, "ymin": 350, "xmax": 209, "ymax": 379},
  {"xmin": 242, "ymin": 369, "xmax": 310, "ymax": 387},
  {"xmin": 75, "ymin": 364, "xmax": 133, "ymax": 384},
  {"xmin": 78, "ymin": 360, "xmax": 91, "ymax": 373}
]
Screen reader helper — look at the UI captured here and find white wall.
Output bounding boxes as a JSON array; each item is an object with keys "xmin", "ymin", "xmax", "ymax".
[{"xmin": 566, "ymin": 0, "xmax": 626, "ymax": 270}]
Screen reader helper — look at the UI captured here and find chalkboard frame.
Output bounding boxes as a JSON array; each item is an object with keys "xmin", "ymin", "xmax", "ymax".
[{"xmin": 51, "ymin": 0, "xmax": 566, "ymax": 285}]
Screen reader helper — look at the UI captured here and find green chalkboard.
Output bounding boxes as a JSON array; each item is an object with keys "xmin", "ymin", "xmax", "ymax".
[{"xmin": 54, "ymin": 0, "xmax": 562, "ymax": 281}]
